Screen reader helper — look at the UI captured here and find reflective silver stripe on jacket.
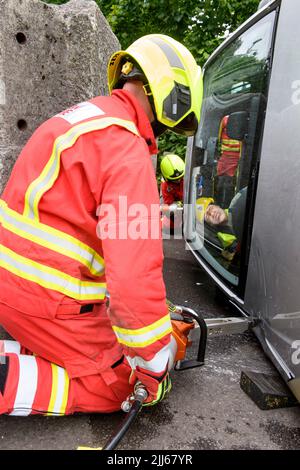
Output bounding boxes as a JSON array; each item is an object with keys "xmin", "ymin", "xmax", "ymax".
[
  {"xmin": 0, "ymin": 244, "xmax": 106, "ymax": 300},
  {"xmin": 0, "ymin": 200, "xmax": 104, "ymax": 276}
]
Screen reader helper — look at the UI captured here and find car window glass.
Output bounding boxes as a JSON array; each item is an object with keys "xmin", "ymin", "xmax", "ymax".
[{"xmin": 190, "ymin": 11, "xmax": 276, "ymax": 287}]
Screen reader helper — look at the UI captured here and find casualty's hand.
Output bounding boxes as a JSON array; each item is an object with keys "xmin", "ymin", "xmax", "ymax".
[
  {"xmin": 160, "ymin": 201, "xmax": 183, "ymax": 214},
  {"xmin": 129, "ymin": 367, "xmax": 172, "ymax": 406},
  {"xmin": 169, "ymin": 201, "xmax": 183, "ymax": 211}
]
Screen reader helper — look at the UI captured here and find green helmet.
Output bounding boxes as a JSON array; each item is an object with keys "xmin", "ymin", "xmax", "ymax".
[{"xmin": 160, "ymin": 154, "xmax": 185, "ymax": 181}]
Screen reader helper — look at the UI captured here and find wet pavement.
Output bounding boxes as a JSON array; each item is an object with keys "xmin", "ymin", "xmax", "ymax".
[{"xmin": 0, "ymin": 239, "xmax": 299, "ymax": 450}]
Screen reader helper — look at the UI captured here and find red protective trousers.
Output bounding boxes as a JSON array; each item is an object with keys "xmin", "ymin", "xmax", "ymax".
[{"xmin": 0, "ymin": 304, "xmax": 132, "ymax": 415}]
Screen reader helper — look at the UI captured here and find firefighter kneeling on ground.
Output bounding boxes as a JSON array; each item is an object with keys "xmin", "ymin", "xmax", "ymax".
[
  {"xmin": 0, "ymin": 35, "xmax": 202, "ymax": 416},
  {"xmin": 160, "ymin": 154, "xmax": 185, "ymax": 235}
]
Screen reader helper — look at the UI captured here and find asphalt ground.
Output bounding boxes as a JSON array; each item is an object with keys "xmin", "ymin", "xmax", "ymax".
[{"xmin": 0, "ymin": 239, "xmax": 300, "ymax": 450}]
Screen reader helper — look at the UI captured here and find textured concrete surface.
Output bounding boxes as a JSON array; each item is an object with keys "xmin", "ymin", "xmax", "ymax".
[
  {"xmin": 0, "ymin": 239, "xmax": 299, "ymax": 450},
  {"xmin": 0, "ymin": 0, "xmax": 119, "ymax": 193}
]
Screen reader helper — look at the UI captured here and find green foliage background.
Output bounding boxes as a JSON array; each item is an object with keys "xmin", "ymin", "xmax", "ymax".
[
  {"xmin": 44, "ymin": 0, "xmax": 260, "ymax": 163},
  {"xmin": 44, "ymin": 0, "xmax": 260, "ymax": 65}
]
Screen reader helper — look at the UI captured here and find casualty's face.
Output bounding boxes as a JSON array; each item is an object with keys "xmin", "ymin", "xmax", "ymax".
[{"xmin": 204, "ymin": 204, "xmax": 227, "ymax": 225}]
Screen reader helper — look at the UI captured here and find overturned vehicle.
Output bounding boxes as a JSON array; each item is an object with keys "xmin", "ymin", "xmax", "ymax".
[{"xmin": 184, "ymin": 0, "xmax": 300, "ymax": 402}]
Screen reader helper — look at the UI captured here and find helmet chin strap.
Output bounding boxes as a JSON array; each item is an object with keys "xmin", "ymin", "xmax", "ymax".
[
  {"xmin": 148, "ymin": 94, "xmax": 167, "ymax": 137},
  {"xmin": 118, "ymin": 64, "xmax": 167, "ymax": 138},
  {"xmin": 151, "ymin": 119, "xmax": 167, "ymax": 138}
]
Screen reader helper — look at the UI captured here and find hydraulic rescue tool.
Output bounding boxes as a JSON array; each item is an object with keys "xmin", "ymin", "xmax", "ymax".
[
  {"xmin": 78, "ymin": 304, "xmax": 207, "ymax": 451},
  {"xmin": 78, "ymin": 304, "xmax": 250, "ymax": 450}
]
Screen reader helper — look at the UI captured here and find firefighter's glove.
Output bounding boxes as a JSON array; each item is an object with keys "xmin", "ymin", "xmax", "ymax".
[
  {"xmin": 166, "ymin": 299, "xmax": 178, "ymax": 314},
  {"xmin": 129, "ymin": 366, "xmax": 172, "ymax": 407}
]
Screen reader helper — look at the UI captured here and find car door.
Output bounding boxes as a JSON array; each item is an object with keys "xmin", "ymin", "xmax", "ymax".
[{"xmin": 184, "ymin": 7, "xmax": 278, "ymax": 301}]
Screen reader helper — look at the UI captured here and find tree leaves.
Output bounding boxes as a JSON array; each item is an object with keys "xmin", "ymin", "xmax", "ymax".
[
  {"xmin": 46, "ymin": 0, "xmax": 260, "ymax": 68},
  {"xmin": 96, "ymin": 0, "xmax": 260, "ymax": 67}
]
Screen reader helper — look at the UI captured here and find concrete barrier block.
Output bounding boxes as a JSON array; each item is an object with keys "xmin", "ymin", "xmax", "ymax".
[{"xmin": 0, "ymin": 0, "xmax": 120, "ymax": 192}]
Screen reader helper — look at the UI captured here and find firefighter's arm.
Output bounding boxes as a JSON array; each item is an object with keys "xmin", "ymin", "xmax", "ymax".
[
  {"xmin": 97, "ymin": 130, "xmax": 172, "ymax": 403},
  {"xmin": 161, "ymin": 181, "xmax": 175, "ymax": 205}
]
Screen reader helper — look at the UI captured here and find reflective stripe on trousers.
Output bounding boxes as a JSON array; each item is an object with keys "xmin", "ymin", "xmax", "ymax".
[
  {"xmin": 0, "ymin": 341, "xmax": 132, "ymax": 415},
  {"xmin": 0, "ymin": 343, "xmax": 70, "ymax": 416}
]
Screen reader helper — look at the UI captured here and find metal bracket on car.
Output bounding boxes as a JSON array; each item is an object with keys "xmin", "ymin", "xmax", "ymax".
[{"xmin": 172, "ymin": 306, "xmax": 251, "ymax": 371}]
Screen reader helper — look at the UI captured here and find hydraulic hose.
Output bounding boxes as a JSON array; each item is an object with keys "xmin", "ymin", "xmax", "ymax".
[{"xmin": 102, "ymin": 387, "xmax": 148, "ymax": 450}]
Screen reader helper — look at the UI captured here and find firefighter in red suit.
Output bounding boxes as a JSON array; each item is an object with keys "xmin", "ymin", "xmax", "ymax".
[
  {"xmin": 0, "ymin": 35, "xmax": 202, "ymax": 416},
  {"xmin": 160, "ymin": 155, "xmax": 184, "ymax": 206},
  {"xmin": 160, "ymin": 155, "xmax": 185, "ymax": 233}
]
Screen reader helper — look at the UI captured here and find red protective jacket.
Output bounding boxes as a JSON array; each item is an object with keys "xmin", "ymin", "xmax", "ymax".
[
  {"xmin": 0, "ymin": 90, "xmax": 171, "ymax": 383},
  {"xmin": 161, "ymin": 178, "xmax": 184, "ymax": 205}
]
